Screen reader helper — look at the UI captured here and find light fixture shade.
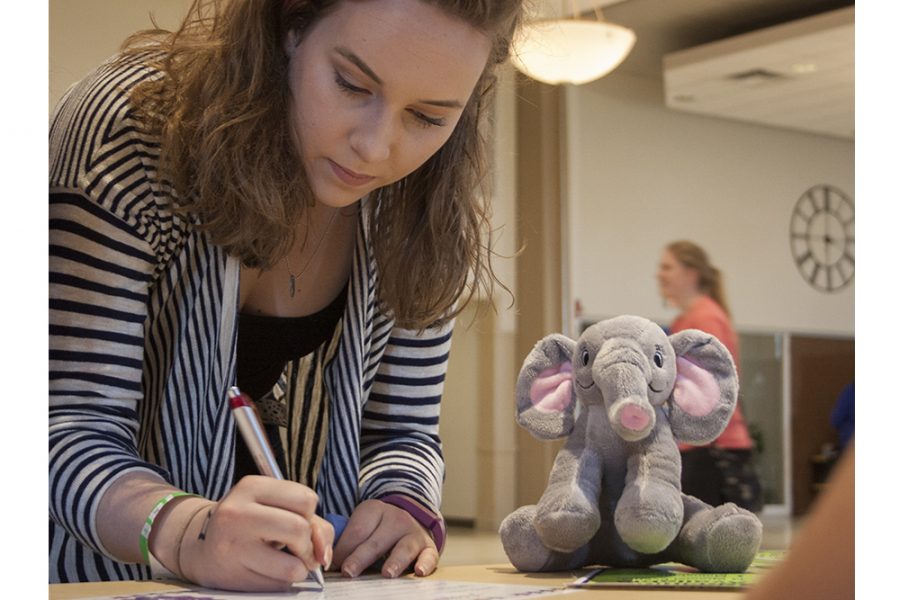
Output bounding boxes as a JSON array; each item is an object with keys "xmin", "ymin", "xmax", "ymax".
[{"xmin": 510, "ymin": 19, "xmax": 636, "ymax": 85}]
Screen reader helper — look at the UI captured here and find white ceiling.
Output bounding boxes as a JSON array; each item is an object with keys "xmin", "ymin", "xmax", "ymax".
[
  {"xmin": 528, "ymin": 0, "xmax": 855, "ymax": 141},
  {"xmin": 662, "ymin": 6, "xmax": 853, "ymax": 139}
]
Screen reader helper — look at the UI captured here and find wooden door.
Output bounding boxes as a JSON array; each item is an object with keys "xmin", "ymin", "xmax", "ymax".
[{"xmin": 790, "ymin": 335, "xmax": 854, "ymax": 515}]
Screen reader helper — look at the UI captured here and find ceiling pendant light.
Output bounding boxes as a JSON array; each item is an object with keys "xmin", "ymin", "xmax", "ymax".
[{"xmin": 510, "ymin": 2, "xmax": 636, "ymax": 85}]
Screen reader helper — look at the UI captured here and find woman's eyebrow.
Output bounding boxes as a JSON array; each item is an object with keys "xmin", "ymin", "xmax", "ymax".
[
  {"xmin": 334, "ymin": 46, "xmax": 465, "ymax": 110},
  {"xmin": 419, "ymin": 98, "xmax": 464, "ymax": 109},
  {"xmin": 335, "ymin": 46, "xmax": 382, "ymax": 84}
]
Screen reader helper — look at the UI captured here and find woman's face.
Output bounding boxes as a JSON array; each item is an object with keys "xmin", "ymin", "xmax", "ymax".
[
  {"xmin": 656, "ymin": 250, "xmax": 698, "ymax": 307},
  {"xmin": 285, "ymin": 0, "xmax": 492, "ymax": 208}
]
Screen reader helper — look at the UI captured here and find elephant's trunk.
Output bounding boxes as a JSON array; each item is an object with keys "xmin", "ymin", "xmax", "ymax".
[{"xmin": 594, "ymin": 344, "xmax": 656, "ymax": 442}]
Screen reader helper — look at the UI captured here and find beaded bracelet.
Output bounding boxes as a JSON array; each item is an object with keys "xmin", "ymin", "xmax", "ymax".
[{"xmin": 139, "ymin": 492, "xmax": 198, "ymax": 579}]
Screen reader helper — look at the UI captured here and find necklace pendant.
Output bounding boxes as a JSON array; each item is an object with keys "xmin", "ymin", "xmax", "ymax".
[{"xmin": 289, "ymin": 274, "xmax": 296, "ymax": 298}]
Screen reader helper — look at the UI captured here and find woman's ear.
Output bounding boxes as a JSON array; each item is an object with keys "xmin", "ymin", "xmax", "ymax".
[
  {"xmin": 666, "ymin": 329, "xmax": 738, "ymax": 444},
  {"xmin": 284, "ymin": 29, "xmax": 301, "ymax": 57}
]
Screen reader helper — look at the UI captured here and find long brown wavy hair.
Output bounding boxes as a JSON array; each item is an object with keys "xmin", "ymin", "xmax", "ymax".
[
  {"xmin": 666, "ymin": 240, "xmax": 732, "ymax": 318},
  {"xmin": 121, "ymin": 0, "xmax": 523, "ymax": 329}
]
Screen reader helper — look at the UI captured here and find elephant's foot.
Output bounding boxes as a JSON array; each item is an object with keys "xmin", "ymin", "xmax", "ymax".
[
  {"xmin": 672, "ymin": 502, "xmax": 762, "ymax": 572},
  {"xmin": 533, "ymin": 488, "xmax": 601, "ymax": 552},
  {"xmin": 614, "ymin": 480, "xmax": 683, "ymax": 554},
  {"xmin": 499, "ymin": 505, "xmax": 591, "ymax": 572}
]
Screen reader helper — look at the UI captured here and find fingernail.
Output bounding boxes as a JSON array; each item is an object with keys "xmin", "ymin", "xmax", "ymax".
[
  {"xmin": 342, "ymin": 563, "xmax": 357, "ymax": 578},
  {"xmin": 324, "ymin": 547, "xmax": 333, "ymax": 571},
  {"xmin": 385, "ymin": 564, "xmax": 397, "ymax": 578},
  {"xmin": 415, "ymin": 564, "xmax": 425, "ymax": 577}
]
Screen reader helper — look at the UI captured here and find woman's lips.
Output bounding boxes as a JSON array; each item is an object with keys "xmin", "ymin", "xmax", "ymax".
[{"xmin": 328, "ymin": 159, "xmax": 375, "ymax": 187}]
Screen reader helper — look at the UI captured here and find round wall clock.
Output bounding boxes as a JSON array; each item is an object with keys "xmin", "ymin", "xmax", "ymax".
[{"xmin": 789, "ymin": 184, "xmax": 854, "ymax": 292}]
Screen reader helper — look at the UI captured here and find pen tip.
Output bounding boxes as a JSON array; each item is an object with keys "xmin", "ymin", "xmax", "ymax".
[{"xmin": 312, "ymin": 567, "xmax": 325, "ymax": 588}]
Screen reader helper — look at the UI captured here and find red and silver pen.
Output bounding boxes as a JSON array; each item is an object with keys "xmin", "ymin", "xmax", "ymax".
[{"xmin": 228, "ymin": 386, "xmax": 326, "ymax": 589}]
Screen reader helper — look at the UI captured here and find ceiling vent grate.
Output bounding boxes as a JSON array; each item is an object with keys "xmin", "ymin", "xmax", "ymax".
[{"xmin": 726, "ymin": 68, "xmax": 785, "ymax": 81}]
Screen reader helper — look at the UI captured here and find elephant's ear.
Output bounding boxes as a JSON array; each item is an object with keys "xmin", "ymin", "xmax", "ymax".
[
  {"xmin": 516, "ymin": 334, "xmax": 577, "ymax": 440},
  {"xmin": 667, "ymin": 329, "xmax": 738, "ymax": 445}
]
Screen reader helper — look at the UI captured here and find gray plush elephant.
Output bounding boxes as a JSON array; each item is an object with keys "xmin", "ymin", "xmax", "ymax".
[{"xmin": 499, "ymin": 315, "xmax": 762, "ymax": 573}]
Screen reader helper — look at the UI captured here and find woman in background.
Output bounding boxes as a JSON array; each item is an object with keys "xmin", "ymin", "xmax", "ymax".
[{"xmin": 657, "ymin": 240, "xmax": 762, "ymax": 512}]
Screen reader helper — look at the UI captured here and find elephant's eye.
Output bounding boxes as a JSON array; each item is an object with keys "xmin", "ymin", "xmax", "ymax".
[
  {"xmin": 653, "ymin": 348, "xmax": 664, "ymax": 368},
  {"xmin": 581, "ymin": 350, "xmax": 590, "ymax": 366}
]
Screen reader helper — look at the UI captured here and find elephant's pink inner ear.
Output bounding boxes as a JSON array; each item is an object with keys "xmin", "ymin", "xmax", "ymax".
[
  {"xmin": 673, "ymin": 356, "xmax": 720, "ymax": 417},
  {"xmin": 530, "ymin": 362, "xmax": 573, "ymax": 414}
]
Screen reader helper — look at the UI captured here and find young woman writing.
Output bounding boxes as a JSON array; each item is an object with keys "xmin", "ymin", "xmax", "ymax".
[{"xmin": 49, "ymin": 0, "xmax": 523, "ymax": 591}]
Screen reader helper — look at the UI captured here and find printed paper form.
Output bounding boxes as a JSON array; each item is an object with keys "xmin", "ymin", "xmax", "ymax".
[
  {"xmin": 81, "ymin": 574, "xmax": 578, "ymax": 599},
  {"xmin": 568, "ymin": 551, "xmax": 787, "ymax": 590}
]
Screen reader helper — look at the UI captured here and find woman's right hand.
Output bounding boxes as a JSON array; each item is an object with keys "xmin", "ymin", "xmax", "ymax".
[{"xmin": 178, "ymin": 475, "xmax": 334, "ymax": 592}]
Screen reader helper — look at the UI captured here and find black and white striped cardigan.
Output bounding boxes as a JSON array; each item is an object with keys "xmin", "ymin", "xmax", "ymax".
[{"xmin": 49, "ymin": 53, "xmax": 450, "ymax": 583}]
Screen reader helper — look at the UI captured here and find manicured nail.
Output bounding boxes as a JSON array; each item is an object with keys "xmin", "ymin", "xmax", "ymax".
[
  {"xmin": 324, "ymin": 547, "xmax": 333, "ymax": 571},
  {"xmin": 342, "ymin": 563, "xmax": 357, "ymax": 578},
  {"xmin": 385, "ymin": 564, "xmax": 397, "ymax": 578},
  {"xmin": 415, "ymin": 564, "xmax": 426, "ymax": 576}
]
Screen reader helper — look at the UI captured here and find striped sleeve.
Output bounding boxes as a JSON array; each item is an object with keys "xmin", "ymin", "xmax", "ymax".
[
  {"xmin": 357, "ymin": 320, "xmax": 453, "ymax": 513},
  {"xmin": 49, "ymin": 192, "xmax": 165, "ymax": 557},
  {"xmin": 49, "ymin": 56, "xmax": 174, "ymax": 559}
]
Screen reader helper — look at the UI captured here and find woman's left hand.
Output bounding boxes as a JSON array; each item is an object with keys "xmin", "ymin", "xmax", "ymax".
[{"xmin": 331, "ymin": 498, "xmax": 439, "ymax": 578}]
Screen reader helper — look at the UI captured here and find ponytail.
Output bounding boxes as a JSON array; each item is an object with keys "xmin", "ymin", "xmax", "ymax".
[{"xmin": 706, "ymin": 265, "xmax": 731, "ymax": 318}]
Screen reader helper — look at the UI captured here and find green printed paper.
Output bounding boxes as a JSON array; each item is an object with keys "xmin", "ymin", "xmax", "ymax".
[{"xmin": 570, "ymin": 551, "xmax": 786, "ymax": 590}]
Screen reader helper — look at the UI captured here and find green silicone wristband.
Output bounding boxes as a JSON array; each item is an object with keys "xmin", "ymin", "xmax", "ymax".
[{"xmin": 139, "ymin": 492, "xmax": 197, "ymax": 566}]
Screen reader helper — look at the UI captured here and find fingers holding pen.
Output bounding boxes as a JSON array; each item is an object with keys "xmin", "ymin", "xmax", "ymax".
[
  {"xmin": 270, "ymin": 510, "xmax": 335, "ymax": 574},
  {"xmin": 181, "ymin": 477, "xmax": 333, "ymax": 590},
  {"xmin": 233, "ymin": 476, "xmax": 334, "ymax": 571},
  {"xmin": 180, "ymin": 502, "xmax": 304, "ymax": 591},
  {"xmin": 235, "ymin": 538, "xmax": 314, "ymax": 590},
  {"xmin": 310, "ymin": 513, "xmax": 335, "ymax": 570}
]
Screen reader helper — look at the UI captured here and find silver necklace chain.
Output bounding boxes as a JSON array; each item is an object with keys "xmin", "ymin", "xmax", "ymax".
[{"xmin": 284, "ymin": 209, "xmax": 339, "ymax": 299}]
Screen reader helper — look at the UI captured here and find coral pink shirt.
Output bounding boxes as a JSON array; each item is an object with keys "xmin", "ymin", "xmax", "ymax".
[{"xmin": 671, "ymin": 296, "xmax": 753, "ymax": 450}]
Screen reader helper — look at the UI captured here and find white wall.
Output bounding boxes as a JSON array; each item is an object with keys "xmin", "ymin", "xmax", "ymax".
[
  {"xmin": 565, "ymin": 70, "xmax": 854, "ymax": 336},
  {"xmin": 441, "ymin": 64, "xmax": 519, "ymax": 524},
  {"xmin": 441, "ymin": 309, "xmax": 480, "ymax": 519},
  {"xmin": 50, "ymin": 0, "xmax": 193, "ymax": 109}
]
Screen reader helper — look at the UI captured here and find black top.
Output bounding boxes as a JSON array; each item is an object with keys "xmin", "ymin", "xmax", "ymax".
[
  {"xmin": 233, "ymin": 286, "xmax": 347, "ymax": 482},
  {"xmin": 236, "ymin": 287, "xmax": 347, "ymax": 400}
]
